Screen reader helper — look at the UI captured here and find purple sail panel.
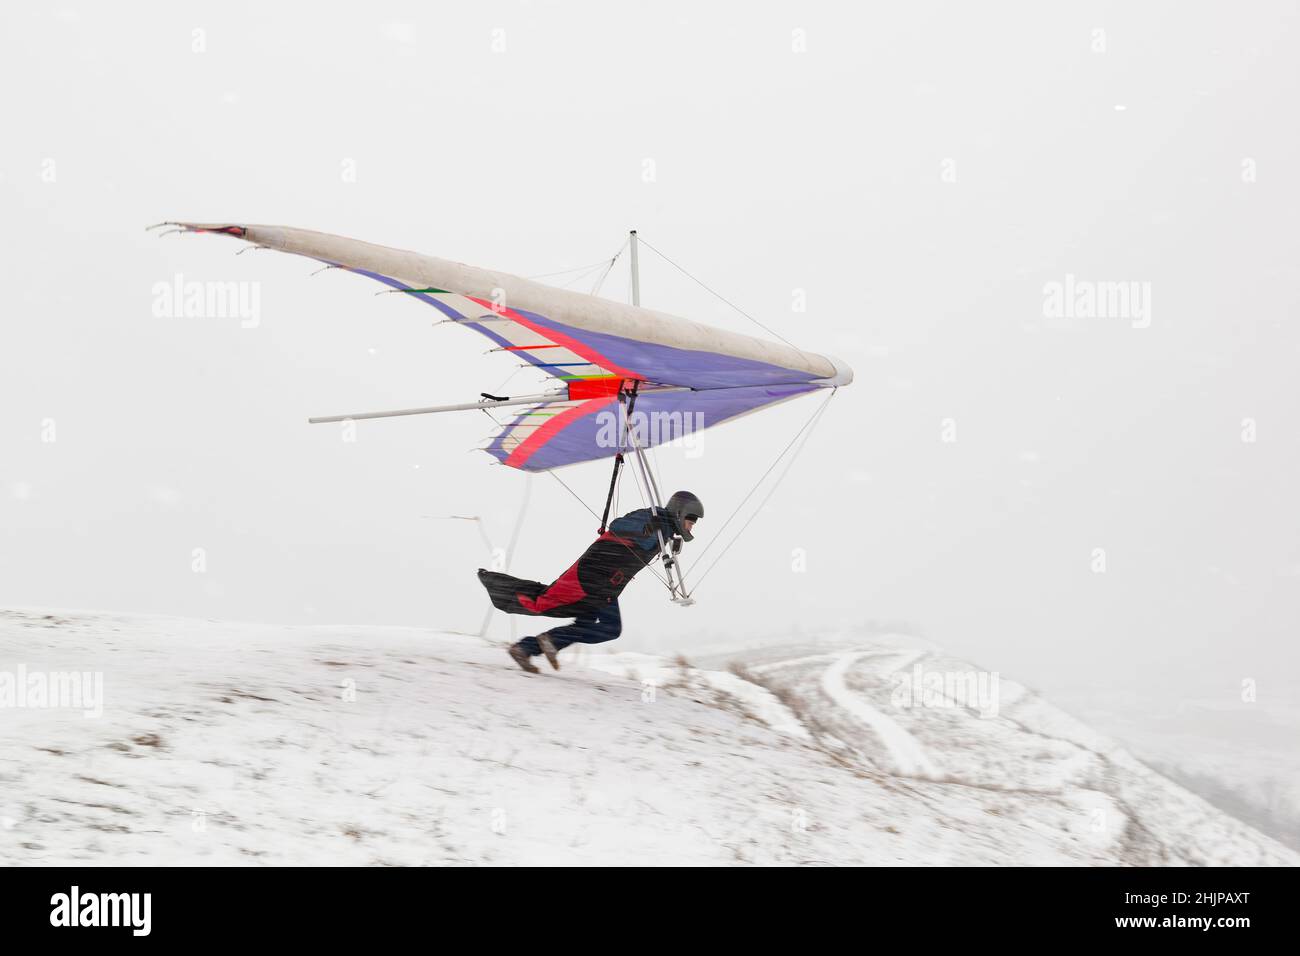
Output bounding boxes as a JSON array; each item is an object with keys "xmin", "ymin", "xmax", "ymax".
[
  {"xmin": 514, "ymin": 308, "xmax": 823, "ymax": 389},
  {"xmin": 489, "ymin": 383, "xmax": 822, "ymax": 471}
]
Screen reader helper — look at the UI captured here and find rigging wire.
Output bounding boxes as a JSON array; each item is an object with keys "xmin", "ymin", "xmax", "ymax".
[
  {"xmin": 525, "ymin": 257, "xmax": 616, "ymax": 283},
  {"xmin": 544, "ymin": 469, "xmax": 672, "ymax": 590},
  {"xmin": 634, "ymin": 234, "xmax": 816, "ymax": 367},
  {"xmin": 554, "ymin": 261, "xmax": 612, "ymax": 290},
  {"xmin": 526, "ymin": 236, "xmax": 629, "ymax": 292},
  {"xmin": 487, "ymin": 362, "xmax": 533, "ymax": 398},
  {"xmin": 590, "ymin": 237, "xmax": 630, "ymax": 296},
  {"xmin": 680, "ymin": 389, "xmax": 837, "ymax": 593},
  {"xmin": 545, "ymin": 468, "xmax": 601, "ymax": 522}
]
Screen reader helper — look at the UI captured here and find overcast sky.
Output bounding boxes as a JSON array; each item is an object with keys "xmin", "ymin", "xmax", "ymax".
[{"xmin": 2, "ymin": 2, "xmax": 1297, "ymax": 714}]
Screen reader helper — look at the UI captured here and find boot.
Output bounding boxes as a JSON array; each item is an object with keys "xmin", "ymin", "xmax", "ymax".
[
  {"xmin": 507, "ymin": 642, "xmax": 539, "ymax": 674},
  {"xmin": 536, "ymin": 632, "xmax": 561, "ymax": 671}
]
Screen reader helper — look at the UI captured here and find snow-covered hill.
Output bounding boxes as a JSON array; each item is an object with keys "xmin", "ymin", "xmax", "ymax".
[
  {"xmin": 1048, "ymin": 686, "xmax": 1300, "ymax": 853},
  {"xmin": 0, "ymin": 607, "xmax": 1293, "ymax": 866}
]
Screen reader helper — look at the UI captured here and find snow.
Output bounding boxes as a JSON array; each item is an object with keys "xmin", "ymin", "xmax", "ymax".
[
  {"xmin": 0, "ymin": 607, "xmax": 1294, "ymax": 866},
  {"xmin": 1050, "ymin": 686, "xmax": 1300, "ymax": 852},
  {"xmin": 821, "ymin": 650, "xmax": 939, "ymax": 778}
]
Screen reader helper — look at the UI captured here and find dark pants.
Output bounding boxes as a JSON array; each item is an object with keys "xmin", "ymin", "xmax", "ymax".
[{"xmin": 517, "ymin": 601, "xmax": 622, "ymax": 657}]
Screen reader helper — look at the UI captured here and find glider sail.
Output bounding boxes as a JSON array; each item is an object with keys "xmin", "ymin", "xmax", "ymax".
[{"xmin": 153, "ymin": 223, "xmax": 852, "ymax": 472}]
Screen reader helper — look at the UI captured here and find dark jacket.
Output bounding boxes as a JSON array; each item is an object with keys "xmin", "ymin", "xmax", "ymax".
[{"xmin": 478, "ymin": 507, "xmax": 683, "ymax": 618}]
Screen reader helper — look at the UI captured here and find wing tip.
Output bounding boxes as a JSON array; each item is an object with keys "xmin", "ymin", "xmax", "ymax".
[{"xmin": 146, "ymin": 221, "xmax": 248, "ymax": 239}]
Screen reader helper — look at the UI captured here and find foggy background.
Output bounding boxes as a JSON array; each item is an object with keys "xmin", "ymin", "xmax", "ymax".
[{"xmin": 2, "ymin": 2, "xmax": 1298, "ymax": 831}]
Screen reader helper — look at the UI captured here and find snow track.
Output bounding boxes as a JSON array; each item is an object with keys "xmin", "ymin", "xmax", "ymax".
[{"xmin": 820, "ymin": 651, "xmax": 939, "ymax": 778}]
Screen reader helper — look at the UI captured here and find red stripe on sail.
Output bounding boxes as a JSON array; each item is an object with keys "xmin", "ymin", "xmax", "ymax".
[
  {"xmin": 465, "ymin": 297, "xmax": 641, "ymax": 381},
  {"xmin": 504, "ymin": 396, "xmax": 618, "ymax": 469}
]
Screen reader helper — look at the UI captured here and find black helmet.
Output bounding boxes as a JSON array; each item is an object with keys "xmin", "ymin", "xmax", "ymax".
[{"xmin": 665, "ymin": 491, "xmax": 703, "ymax": 541}]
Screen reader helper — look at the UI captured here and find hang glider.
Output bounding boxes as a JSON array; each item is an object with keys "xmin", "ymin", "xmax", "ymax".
[
  {"xmin": 152, "ymin": 221, "xmax": 853, "ymax": 604},
  {"xmin": 150, "ymin": 223, "xmax": 852, "ymax": 472}
]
